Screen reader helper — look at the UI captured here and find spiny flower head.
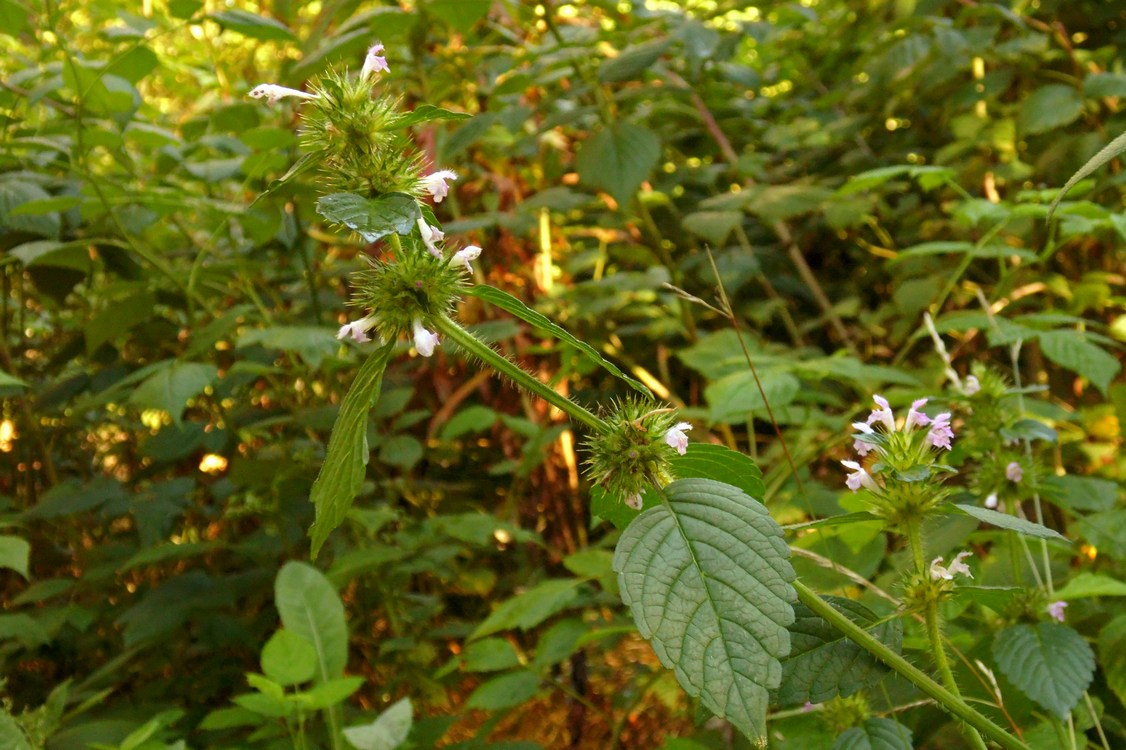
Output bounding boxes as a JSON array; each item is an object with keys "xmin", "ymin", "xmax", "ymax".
[{"xmin": 584, "ymin": 398, "xmax": 687, "ymax": 511}]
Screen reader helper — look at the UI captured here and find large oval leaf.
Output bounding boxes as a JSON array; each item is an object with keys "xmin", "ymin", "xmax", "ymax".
[
  {"xmin": 614, "ymin": 478, "xmax": 796, "ymax": 742},
  {"xmin": 833, "ymin": 717, "xmax": 913, "ymax": 750},
  {"xmin": 992, "ymin": 622, "xmax": 1095, "ymax": 719},
  {"xmin": 275, "ymin": 562, "xmax": 348, "ymax": 682}
]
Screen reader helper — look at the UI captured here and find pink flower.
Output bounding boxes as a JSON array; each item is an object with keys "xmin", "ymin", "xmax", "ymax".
[
  {"xmin": 905, "ymin": 398, "xmax": 931, "ymax": 430},
  {"xmin": 851, "ymin": 421, "xmax": 875, "ymax": 456},
  {"xmin": 411, "ymin": 319, "xmax": 439, "ymax": 357},
  {"xmin": 417, "ymin": 218, "xmax": 444, "ymax": 258},
  {"xmin": 420, "ymin": 170, "xmax": 458, "ymax": 202},
  {"xmin": 624, "ymin": 492, "xmax": 643, "ymax": 510},
  {"xmin": 664, "ymin": 422, "xmax": 692, "ymax": 455},
  {"xmin": 361, "ymin": 42, "xmax": 390, "ymax": 78},
  {"xmin": 841, "ymin": 460, "xmax": 877, "ymax": 492},
  {"xmin": 450, "ymin": 245, "xmax": 482, "ymax": 274},
  {"xmin": 1047, "ymin": 600, "xmax": 1067, "ymax": 623},
  {"xmin": 927, "ymin": 413, "xmax": 954, "ymax": 450},
  {"xmin": 337, "ymin": 313, "xmax": 378, "ymax": 344},
  {"xmin": 867, "ymin": 394, "xmax": 896, "ymax": 431},
  {"xmin": 248, "ymin": 83, "xmax": 319, "ymax": 105},
  {"xmin": 1005, "ymin": 462, "xmax": 1023, "ymax": 483},
  {"xmin": 930, "ymin": 551, "xmax": 973, "ymax": 581}
]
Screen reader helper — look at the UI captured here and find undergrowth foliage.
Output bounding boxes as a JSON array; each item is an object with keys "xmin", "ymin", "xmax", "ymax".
[{"xmin": 0, "ymin": 3, "xmax": 1123, "ymax": 750}]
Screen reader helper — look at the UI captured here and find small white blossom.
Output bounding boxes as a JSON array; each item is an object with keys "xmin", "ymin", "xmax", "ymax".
[
  {"xmin": 984, "ymin": 492, "xmax": 999, "ymax": 509},
  {"xmin": 664, "ymin": 422, "xmax": 692, "ymax": 455},
  {"xmin": 624, "ymin": 492, "xmax": 643, "ymax": 510},
  {"xmin": 963, "ymin": 375, "xmax": 981, "ymax": 396},
  {"xmin": 930, "ymin": 551, "xmax": 973, "ymax": 581},
  {"xmin": 248, "ymin": 83, "xmax": 319, "ymax": 105},
  {"xmin": 450, "ymin": 245, "xmax": 481, "ymax": 273},
  {"xmin": 1006, "ymin": 461, "xmax": 1023, "ymax": 483},
  {"xmin": 361, "ymin": 42, "xmax": 390, "ymax": 79},
  {"xmin": 904, "ymin": 398, "xmax": 931, "ymax": 431},
  {"xmin": 420, "ymin": 170, "xmax": 458, "ymax": 202},
  {"xmin": 411, "ymin": 318, "xmax": 439, "ymax": 357},
  {"xmin": 1047, "ymin": 600, "xmax": 1067, "ymax": 623},
  {"xmin": 841, "ymin": 460, "xmax": 877, "ymax": 492},
  {"xmin": 866, "ymin": 394, "xmax": 896, "ymax": 431},
  {"xmin": 851, "ymin": 421, "xmax": 875, "ymax": 456},
  {"xmin": 337, "ymin": 313, "xmax": 378, "ymax": 344},
  {"xmin": 417, "ymin": 218, "xmax": 444, "ymax": 258}
]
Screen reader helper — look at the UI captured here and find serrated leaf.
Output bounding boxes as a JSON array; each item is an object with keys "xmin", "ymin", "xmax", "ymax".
[
  {"xmin": 275, "ymin": 562, "xmax": 348, "ymax": 681},
  {"xmin": 575, "ymin": 122, "xmax": 661, "ymax": 206},
  {"xmin": 389, "ymin": 104, "xmax": 471, "ymax": 129},
  {"xmin": 705, "ymin": 369, "xmax": 800, "ymax": 423},
  {"xmin": 992, "ymin": 623, "xmax": 1095, "ymax": 719},
  {"xmin": 1038, "ymin": 330, "xmax": 1120, "ymax": 395},
  {"xmin": 129, "ymin": 362, "xmax": 218, "ymax": 425},
  {"xmin": 1041, "ymin": 475, "xmax": 1118, "ymax": 512},
  {"xmin": 310, "ymin": 342, "xmax": 395, "ymax": 556},
  {"xmin": 775, "ymin": 597, "xmax": 901, "ymax": 707},
  {"xmin": 316, "ymin": 192, "xmax": 422, "ymax": 243},
  {"xmin": 466, "ymin": 284, "xmax": 651, "ymax": 397},
  {"xmin": 1019, "ymin": 84, "xmax": 1084, "ymax": 136},
  {"xmin": 261, "ymin": 630, "xmax": 318, "ymax": 686},
  {"xmin": 209, "ymin": 10, "xmax": 295, "ymax": 41},
  {"xmin": 344, "ymin": 697, "xmax": 412, "ymax": 750},
  {"xmin": 833, "ymin": 717, "xmax": 913, "ymax": 750},
  {"xmin": 952, "ymin": 504, "xmax": 1067, "ymax": 541},
  {"xmin": 470, "ymin": 579, "xmax": 581, "ymax": 640},
  {"xmin": 614, "ymin": 478, "xmax": 796, "ymax": 742}
]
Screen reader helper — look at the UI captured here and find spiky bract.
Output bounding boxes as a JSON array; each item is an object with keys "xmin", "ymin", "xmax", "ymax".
[
  {"xmin": 584, "ymin": 397, "xmax": 680, "ymax": 505},
  {"xmin": 351, "ymin": 238, "xmax": 466, "ymax": 339}
]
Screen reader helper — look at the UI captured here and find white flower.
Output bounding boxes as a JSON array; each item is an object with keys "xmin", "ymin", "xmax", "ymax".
[
  {"xmin": 417, "ymin": 218, "xmax": 444, "ymax": 258},
  {"xmin": 361, "ymin": 42, "xmax": 390, "ymax": 79},
  {"xmin": 411, "ymin": 318, "xmax": 439, "ymax": 357},
  {"xmin": 984, "ymin": 492, "xmax": 998, "ymax": 509},
  {"xmin": 930, "ymin": 551, "xmax": 974, "ymax": 581},
  {"xmin": 420, "ymin": 170, "xmax": 458, "ymax": 202},
  {"xmin": 841, "ymin": 460, "xmax": 877, "ymax": 492},
  {"xmin": 1047, "ymin": 600, "xmax": 1067, "ymax": 623},
  {"xmin": 337, "ymin": 313, "xmax": 378, "ymax": 344},
  {"xmin": 851, "ymin": 421, "xmax": 875, "ymax": 456},
  {"xmin": 624, "ymin": 492, "xmax": 643, "ymax": 510},
  {"xmin": 664, "ymin": 422, "xmax": 692, "ymax": 455},
  {"xmin": 450, "ymin": 245, "xmax": 481, "ymax": 273},
  {"xmin": 904, "ymin": 398, "xmax": 931, "ymax": 431},
  {"xmin": 963, "ymin": 375, "xmax": 981, "ymax": 396},
  {"xmin": 866, "ymin": 394, "xmax": 896, "ymax": 431},
  {"xmin": 248, "ymin": 83, "xmax": 319, "ymax": 105},
  {"xmin": 1005, "ymin": 461, "xmax": 1023, "ymax": 483}
]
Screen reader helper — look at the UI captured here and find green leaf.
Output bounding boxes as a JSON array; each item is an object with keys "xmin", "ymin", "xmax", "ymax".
[
  {"xmin": 303, "ymin": 676, "xmax": 365, "ymax": 709},
  {"xmin": 275, "ymin": 562, "xmax": 348, "ymax": 681},
  {"xmin": 1038, "ymin": 330, "xmax": 1120, "ymax": 395},
  {"xmin": 562, "ymin": 549, "xmax": 614, "ymax": 580},
  {"xmin": 237, "ymin": 326, "xmax": 339, "ymax": 369},
  {"xmin": 85, "ymin": 292, "xmax": 155, "ymax": 354},
  {"xmin": 598, "ymin": 38, "xmax": 672, "ymax": 83},
  {"xmin": 833, "ymin": 717, "xmax": 913, "ymax": 750},
  {"xmin": 1047, "ymin": 130, "xmax": 1126, "ymax": 221},
  {"xmin": 0, "ymin": 370, "xmax": 27, "ymax": 388},
  {"xmin": 464, "ymin": 670, "xmax": 540, "ymax": 711},
  {"xmin": 316, "ymin": 192, "xmax": 422, "ymax": 243},
  {"xmin": 0, "ymin": 536, "xmax": 29, "ymax": 579},
  {"xmin": 425, "ymin": 0, "xmax": 491, "ymax": 32},
  {"xmin": 0, "ymin": 712, "xmax": 32, "ymax": 750},
  {"xmin": 775, "ymin": 597, "xmax": 901, "ymax": 707},
  {"xmin": 209, "ymin": 10, "xmax": 295, "ymax": 41},
  {"xmin": 466, "ymin": 284, "xmax": 652, "ymax": 397},
  {"xmin": 682, "ymin": 210, "xmax": 744, "ymax": 246},
  {"xmin": 669, "ymin": 443, "xmax": 765, "ymax": 501},
  {"xmin": 0, "ymin": 0, "xmax": 30, "ymax": 37},
  {"xmin": 705, "ymin": 370, "xmax": 801, "ymax": 423},
  {"xmin": 262, "ymin": 630, "xmax": 318, "ymax": 686},
  {"xmin": 614, "ymin": 478, "xmax": 796, "ymax": 742},
  {"xmin": 1040, "ymin": 475, "xmax": 1118, "ymax": 512},
  {"xmin": 1085, "ymin": 73, "xmax": 1126, "ymax": 98},
  {"xmin": 1098, "ymin": 615, "xmax": 1126, "ymax": 708},
  {"xmin": 343, "ymin": 697, "xmax": 412, "ymax": 750},
  {"xmin": 461, "ymin": 638, "xmax": 521, "ymax": 673},
  {"xmin": 0, "ymin": 181, "xmax": 60, "ymax": 238},
  {"xmin": 575, "ymin": 121, "xmax": 661, "ymax": 206},
  {"xmin": 992, "ymin": 623, "xmax": 1095, "ymax": 719},
  {"xmin": 951, "ymin": 504, "xmax": 1067, "ymax": 542},
  {"xmin": 310, "ymin": 341, "xmax": 395, "ymax": 557},
  {"xmin": 129, "ymin": 362, "xmax": 218, "ymax": 425},
  {"xmin": 389, "ymin": 104, "xmax": 471, "ymax": 129},
  {"xmin": 1054, "ymin": 573, "xmax": 1126, "ymax": 600},
  {"xmin": 1019, "ymin": 84, "xmax": 1084, "ymax": 136},
  {"xmin": 470, "ymin": 579, "xmax": 582, "ymax": 640}
]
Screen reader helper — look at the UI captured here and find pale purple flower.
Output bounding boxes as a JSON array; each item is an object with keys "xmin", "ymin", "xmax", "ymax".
[
  {"xmin": 664, "ymin": 422, "xmax": 692, "ymax": 455},
  {"xmin": 930, "ymin": 551, "xmax": 973, "ymax": 581},
  {"xmin": 984, "ymin": 492, "xmax": 998, "ymax": 509},
  {"xmin": 927, "ymin": 413, "xmax": 954, "ymax": 450},
  {"xmin": 411, "ymin": 318, "xmax": 439, "ymax": 357},
  {"xmin": 841, "ymin": 460, "xmax": 877, "ymax": 492},
  {"xmin": 361, "ymin": 42, "xmax": 390, "ymax": 79},
  {"xmin": 963, "ymin": 375, "xmax": 981, "ymax": 396},
  {"xmin": 248, "ymin": 83, "xmax": 319, "ymax": 105},
  {"xmin": 1047, "ymin": 600, "xmax": 1067, "ymax": 623},
  {"xmin": 851, "ymin": 421, "xmax": 875, "ymax": 456},
  {"xmin": 1006, "ymin": 461, "xmax": 1023, "ymax": 483},
  {"xmin": 417, "ymin": 218, "xmax": 444, "ymax": 258},
  {"xmin": 905, "ymin": 398, "xmax": 931, "ymax": 430},
  {"xmin": 337, "ymin": 313, "xmax": 378, "ymax": 344},
  {"xmin": 450, "ymin": 245, "xmax": 482, "ymax": 273},
  {"xmin": 624, "ymin": 492, "xmax": 643, "ymax": 510},
  {"xmin": 420, "ymin": 170, "xmax": 458, "ymax": 202},
  {"xmin": 867, "ymin": 394, "xmax": 896, "ymax": 431},
  {"xmin": 801, "ymin": 701, "xmax": 816, "ymax": 713}
]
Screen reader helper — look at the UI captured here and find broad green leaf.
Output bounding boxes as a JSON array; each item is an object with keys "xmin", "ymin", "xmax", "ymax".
[
  {"xmin": 1098, "ymin": 615, "xmax": 1126, "ymax": 708},
  {"xmin": 303, "ymin": 676, "xmax": 364, "ymax": 709},
  {"xmin": 85, "ymin": 292, "xmax": 155, "ymax": 354},
  {"xmin": 275, "ymin": 562, "xmax": 348, "ymax": 681},
  {"xmin": 0, "ymin": 0, "xmax": 30, "ymax": 37},
  {"xmin": 682, "ymin": 210, "xmax": 744, "ymax": 245},
  {"xmin": 992, "ymin": 623, "xmax": 1095, "ymax": 719},
  {"xmin": 562, "ymin": 549, "xmax": 614, "ymax": 580},
  {"xmin": 389, "ymin": 104, "xmax": 471, "ymax": 129},
  {"xmin": 951, "ymin": 504, "xmax": 1067, "ymax": 542},
  {"xmin": 0, "ymin": 536, "xmax": 29, "ymax": 579},
  {"xmin": 251, "ymin": 151, "xmax": 317, "ymax": 206},
  {"xmin": 461, "ymin": 638, "xmax": 521, "ymax": 673},
  {"xmin": 0, "ymin": 712, "xmax": 31, "ymax": 750},
  {"xmin": 209, "ymin": 10, "xmax": 295, "ymax": 41},
  {"xmin": 426, "ymin": 0, "xmax": 491, "ymax": 32},
  {"xmin": 598, "ymin": 38, "xmax": 671, "ymax": 83},
  {"xmin": 237, "ymin": 326, "xmax": 339, "ymax": 369},
  {"xmin": 0, "ymin": 181, "xmax": 60, "ymax": 237},
  {"xmin": 705, "ymin": 369, "xmax": 801, "ymax": 423},
  {"xmin": 0, "ymin": 370, "xmax": 27, "ymax": 388},
  {"xmin": 1040, "ymin": 475, "xmax": 1118, "ymax": 512},
  {"xmin": 316, "ymin": 192, "xmax": 421, "ymax": 243},
  {"xmin": 833, "ymin": 717, "xmax": 913, "ymax": 750},
  {"xmin": 343, "ymin": 697, "xmax": 412, "ymax": 750},
  {"xmin": 670, "ymin": 443, "xmax": 765, "ymax": 501},
  {"xmin": 1054, "ymin": 573, "xmax": 1126, "ymax": 600},
  {"xmin": 470, "ymin": 579, "xmax": 582, "ymax": 640},
  {"xmin": 1038, "ymin": 330, "xmax": 1120, "ymax": 395},
  {"xmin": 464, "ymin": 670, "xmax": 540, "ymax": 710},
  {"xmin": 310, "ymin": 341, "xmax": 395, "ymax": 556},
  {"xmin": 1019, "ymin": 84, "xmax": 1084, "ymax": 136},
  {"xmin": 575, "ymin": 121, "xmax": 661, "ymax": 206},
  {"xmin": 262, "ymin": 630, "xmax": 318, "ymax": 686},
  {"xmin": 614, "ymin": 478, "xmax": 796, "ymax": 742},
  {"xmin": 775, "ymin": 597, "xmax": 901, "ymax": 707},
  {"xmin": 836, "ymin": 165, "xmax": 954, "ymax": 195},
  {"xmin": 466, "ymin": 284, "xmax": 652, "ymax": 397},
  {"xmin": 439, "ymin": 405, "xmax": 497, "ymax": 439},
  {"xmin": 129, "ymin": 362, "xmax": 218, "ymax": 425}
]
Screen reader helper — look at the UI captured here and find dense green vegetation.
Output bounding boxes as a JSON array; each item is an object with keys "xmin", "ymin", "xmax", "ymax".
[{"xmin": 1, "ymin": 1, "xmax": 1123, "ymax": 749}]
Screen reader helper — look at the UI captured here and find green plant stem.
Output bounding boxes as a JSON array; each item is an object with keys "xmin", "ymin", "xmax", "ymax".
[
  {"xmin": 432, "ymin": 314, "xmax": 608, "ymax": 434},
  {"xmin": 793, "ymin": 581, "xmax": 1026, "ymax": 750}
]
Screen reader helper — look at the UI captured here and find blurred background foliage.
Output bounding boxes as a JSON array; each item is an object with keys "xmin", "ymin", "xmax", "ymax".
[{"xmin": 0, "ymin": 0, "xmax": 1123, "ymax": 748}]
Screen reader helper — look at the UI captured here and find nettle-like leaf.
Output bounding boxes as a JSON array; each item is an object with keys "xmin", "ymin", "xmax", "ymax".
[
  {"xmin": 315, "ymin": 192, "xmax": 421, "ymax": 243},
  {"xmin": 614, "ymin": 478, "xmax": 796, "ymax": 742},
  {"xmin": 992, "ymin": 622, "xmax": 1095, "ymax": 719},
  {"xmin": 775, "ymin": 597, "xmax": 902, "ymax": 707},
  {"xmin": 833, "ymin": 717, "xmax": 913, "ymax": 750},
  {"xmin": 951, "ymin": 504, "xmax": 1067, "ymax": 542},
  {"xmin": 574, "ymin": 121, "xmax": 660, "ymax": 207}
]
